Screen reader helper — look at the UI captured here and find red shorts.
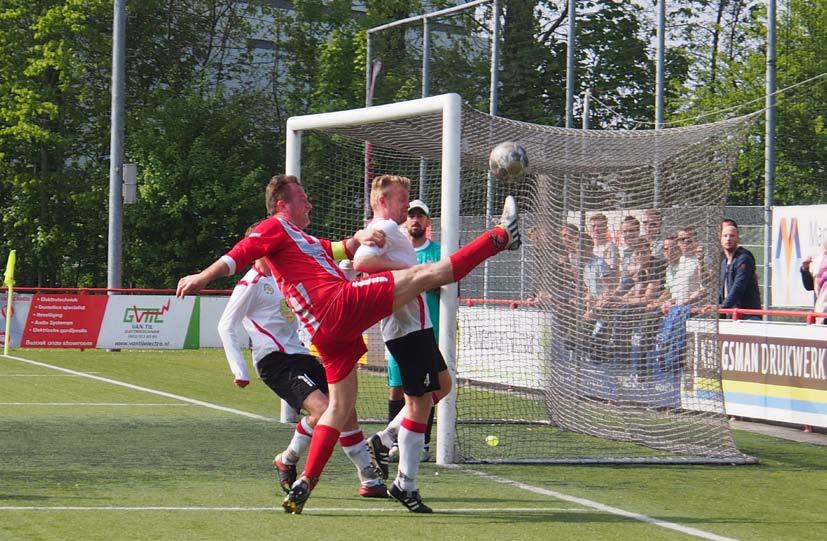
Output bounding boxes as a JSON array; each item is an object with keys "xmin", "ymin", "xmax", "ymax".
[{"xmin": 312, "ymin": 271, "xmax": 395, "ymax": 383}]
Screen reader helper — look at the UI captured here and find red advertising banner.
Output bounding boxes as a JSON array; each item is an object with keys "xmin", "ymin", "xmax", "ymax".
[{"xmin": 21, "ymin": 294, "xmax": 108, "ymax": 348}]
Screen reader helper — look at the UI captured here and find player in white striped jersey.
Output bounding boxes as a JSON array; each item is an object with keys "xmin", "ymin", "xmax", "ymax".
[
  {"xmin": 217, "ymin": 255, "xmax": 387, "ymax": 499},
  {"xmin": 354, "ymin": 175, "xmax": 452, "ymax": 513}
]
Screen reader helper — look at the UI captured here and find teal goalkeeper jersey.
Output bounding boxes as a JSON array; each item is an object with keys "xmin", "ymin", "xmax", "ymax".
[{"xmin": 415, "ymin": 239, "xmax": 441, "ymax": 336}]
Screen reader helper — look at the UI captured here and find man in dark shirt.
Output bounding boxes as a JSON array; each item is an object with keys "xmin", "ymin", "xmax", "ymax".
[{"xmin": 719, "ymin": 223, "xmax": 761, "ymax": 319}]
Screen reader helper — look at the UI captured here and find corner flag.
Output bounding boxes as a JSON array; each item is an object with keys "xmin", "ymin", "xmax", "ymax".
[
  {"xmin": 3, "ymin": 250, "xmax": 15, "ymax": 355},
  {"xmin": 4, "ymin": 250, "xmax": 16, "ymax": 288}
]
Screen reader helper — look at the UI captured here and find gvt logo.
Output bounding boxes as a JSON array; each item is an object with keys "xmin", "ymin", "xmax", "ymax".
[{"xmin": 123, "ymin": 300, "xmax": 171, "ymax": 323}]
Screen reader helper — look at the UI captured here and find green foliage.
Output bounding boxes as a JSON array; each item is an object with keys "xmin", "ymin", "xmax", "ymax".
[
  {"xmin": 1, "ymin": 1, "xmax": 279, "ymax": 287},
  {"xmin": 0, "ymin": 1, "xmax": 823, "ymax": 289},
  {"xmin": 124, "ymin": 92, "xmax": 277, "ymax": 289},
  {"xmin": 499, "ymin": 0, "xmax": 555, "ymax": 123},
  {"xmin": 0, "ymin": 0, "xmax": 111, "ymax": 286},
  {"xmin": 676, "ymin": 0, "xmax": 827, "ymax": 205}
]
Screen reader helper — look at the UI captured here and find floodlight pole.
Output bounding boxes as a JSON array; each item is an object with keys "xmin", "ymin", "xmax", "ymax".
[
  {"xmin": 484, "ymin": 0, "xmax": 501, "ymax": 299},
  {"xmin": 653, "ymin": 0, "xmax": 665, "ymax": 208},
  {"xmin": 763, "ymin": 0, "xmax": 777, "ymax": 312},
  {"xmin": 420, "ymin": 18, "xmax": 431, "ymax": 202},
  {"xmin": 562, "ymin": 0, "xmax": 576, "ymax": 219},
  {"xmin": 107, "ymin": 0, "xmax": 126, "ymax": 294},
  {"xmin": 565, "ymin": 0, "xmax": 576, "ymax": 129}
]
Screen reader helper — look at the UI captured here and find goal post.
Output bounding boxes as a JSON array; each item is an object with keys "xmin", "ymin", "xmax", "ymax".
[
  {"xmin": 282, "ymin": 92, "xmax": 758, "ymax": 465},
  {"xmin": 285, "ymin": 93, "xmax": 463, "ymax": 464}
]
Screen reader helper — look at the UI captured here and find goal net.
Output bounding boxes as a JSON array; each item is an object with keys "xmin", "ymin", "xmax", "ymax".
[{"xmin": 285, "ymin": 94, "xmax": 757, "ymax": 464}]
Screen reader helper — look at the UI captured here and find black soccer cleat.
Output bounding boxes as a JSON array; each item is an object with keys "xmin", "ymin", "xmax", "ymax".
[
  {"xmin": 274, "ymin": 453, "xmax": 297, "ymax": 494},
  {"xmin": 498, "ymin": 195, "xmax": 521, "ymax": 250},
  {"xmin": 366, "ymin": 434, "xmax": 390, "ymax": 480},
  {"xmin": 282, "ymin": 478, "xmax": 311, "ymax": 514},
  {"xmin": 388, "ymin": 482, "xmax": 433, "ymax": 513}
]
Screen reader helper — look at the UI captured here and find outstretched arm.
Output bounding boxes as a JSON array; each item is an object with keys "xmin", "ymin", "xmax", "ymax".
[
  {"xmin": 217, "ymin": 280, "xmax": 255, "ymax": 387},
  {"xmin": 176, "ymin": 258, "xmax": 232, "ymax": 298},
  {"xmin": 353, "ymin": 254, "xmax": 410, "ymax": 273}
]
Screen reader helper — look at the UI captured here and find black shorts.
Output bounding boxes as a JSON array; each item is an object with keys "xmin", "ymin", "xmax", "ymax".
[
  {"xmin": 256, "ymin": 352, "xmax": 329, "ymax": 412},
  {"xmin": 385, "ymin": 328, "xmax": 447, "ymax": 397}
]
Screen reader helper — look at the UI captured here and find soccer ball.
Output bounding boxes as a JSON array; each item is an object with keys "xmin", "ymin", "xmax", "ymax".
[{"xmin": 489, "ymin": 141, "xmax": 528, "ymax": 181}]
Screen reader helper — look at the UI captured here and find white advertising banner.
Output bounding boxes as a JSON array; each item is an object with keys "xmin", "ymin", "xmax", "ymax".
[
  {"xmin": 0, "ymin": 293, "xmax": 33, "ymax": 348},
  {"xmin": 772, "ymin": 204, "xmax": 827, "ymax": 307},
  {"xmin": 96, "ymin": 295, "xmax": 195, "ymax": 349},
  {"xmin": 199, "ymin": 296, "xmax": 247, "ymax": 348}
]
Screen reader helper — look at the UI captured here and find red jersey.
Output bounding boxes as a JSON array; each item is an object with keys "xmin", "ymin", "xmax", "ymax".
[{"xmin": 222, "ymin": 216, "xmax": 348, "ymax": 339}]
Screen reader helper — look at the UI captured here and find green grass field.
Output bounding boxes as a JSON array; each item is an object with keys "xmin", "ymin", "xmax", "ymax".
[{"xmin": 2, "ymin": 349, "xmax": 825, "ymax": 540}]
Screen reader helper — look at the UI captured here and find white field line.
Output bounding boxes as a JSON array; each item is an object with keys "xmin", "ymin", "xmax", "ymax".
[
  {"xmin": 0, "ymin": 403, "xmax": 191, "ymax": 406},
  {"xmin": 0, "ymin": 506, "xmax": 581, "ymax": 514},
  {"xmin": 0, "ymin": 373, "xmax": 100, "ymax": 376},
  {"xmin": 3, "ymin": 353, "xmax": 736, "ymax": 540},
  {"xmin": 1, "ymin": 354, "xmax": 273, "ymax": 422},
  {"xmin": 459, "ymin": 469, "xmax": 738, "ymax": 541}
]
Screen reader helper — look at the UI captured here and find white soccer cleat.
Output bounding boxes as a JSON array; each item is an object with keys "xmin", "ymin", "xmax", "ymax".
[{"xmin": 498, "ymin": 195, "xmax": 521, "ymax": 250}]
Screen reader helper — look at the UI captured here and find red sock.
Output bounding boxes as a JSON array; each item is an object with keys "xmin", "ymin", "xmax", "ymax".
[
  {"xmin": 302, "ymin": 424, "xmax": 340, "ymax": 487},
  {"xmin": 449, "ymin": 228, "xmax": 508, "ymax": 282}
]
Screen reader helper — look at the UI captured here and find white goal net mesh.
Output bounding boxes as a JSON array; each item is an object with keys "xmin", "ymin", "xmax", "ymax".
[{"xmin": 295, "ymin": 101, "xmax": 758, "ymax": 464}]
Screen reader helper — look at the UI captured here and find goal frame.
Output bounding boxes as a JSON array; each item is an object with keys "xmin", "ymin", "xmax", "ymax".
[{"xmin": 284, "ymin": 93, "xmax": 464, "ymax": 465}]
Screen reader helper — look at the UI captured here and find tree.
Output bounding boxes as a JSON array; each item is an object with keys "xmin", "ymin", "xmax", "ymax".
[
  {"xmin": 676, "ymin": 0, "xmax": 826, "ymax": 205},
  {"xmin": 0, "ymin": 0, "xmax": 112, "ymax": 286}
]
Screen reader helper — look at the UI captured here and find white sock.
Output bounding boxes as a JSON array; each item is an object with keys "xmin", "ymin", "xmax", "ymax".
[
  {"xmin": 379, "ymin": 405, "xmax": 408, "ymax": 448},
  {"xmin": 283, "ymin": 416, "xmax": 313, "ymax": 465},
  {"xmin": 395, "ymin": 419, "xmax": 425, "ymax": 492},
  {"xmin": 340, "ymin": 428, "xmax": 380, "ymax": 487}
]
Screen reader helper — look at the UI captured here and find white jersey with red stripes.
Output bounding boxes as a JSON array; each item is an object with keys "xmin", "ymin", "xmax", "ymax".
[
  {"xmin": 221, "ymin": 216, "xmax": 349, "ymax": 340},
  {"xmin": 217, "ymin": 268, "xmax": 309, "ymax": 382},
  {"xmin": 355, "ymin": 218, "xmax": 432, "ymax": 341}
]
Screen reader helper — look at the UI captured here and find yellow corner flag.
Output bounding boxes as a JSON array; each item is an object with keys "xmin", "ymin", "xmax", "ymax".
[
  {"xmin": 4, "ymin": 250, "xmax": 16, "ymax": 288},
  {"xmin": 4, "ymin": 250, "xmax": 15, "ymax": 355}
]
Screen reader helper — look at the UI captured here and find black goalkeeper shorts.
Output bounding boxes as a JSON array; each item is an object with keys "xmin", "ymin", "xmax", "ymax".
[
  {"xmin": 385, "ymin": 328, "xmax": 447, "ymax": 397},
  {"xmin": 256, "ymin": 351, "xmax": 328, "ymax": 412}
]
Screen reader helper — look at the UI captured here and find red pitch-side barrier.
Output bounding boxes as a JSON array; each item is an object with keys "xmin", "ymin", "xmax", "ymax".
[
  {"xmin": 2, "ymin": 286, "xmax": 233, "ymax": 295},
  {"xmin": 460, "ymin": 296, "xmax": 827, "ymax": 325},
  {"xmin": 4, "ymin": 287, "xmax": 827, "ymax": 324}
]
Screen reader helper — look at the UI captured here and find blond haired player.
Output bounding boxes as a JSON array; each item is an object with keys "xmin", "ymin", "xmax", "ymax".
[{"xmin": 354, "ymin": 177, "xmax": 451, "ymax": 512}]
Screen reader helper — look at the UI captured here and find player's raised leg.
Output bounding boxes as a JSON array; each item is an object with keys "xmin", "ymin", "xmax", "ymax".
[{"xmin": 390, "ymin": 196, "xmax": 521, "ymax": 312}]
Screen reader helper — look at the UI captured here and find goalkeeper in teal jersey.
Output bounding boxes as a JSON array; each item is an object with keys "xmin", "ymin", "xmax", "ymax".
[{"xmin": 387, "ymin": 199, "xmax": 441, "ymax": 462}]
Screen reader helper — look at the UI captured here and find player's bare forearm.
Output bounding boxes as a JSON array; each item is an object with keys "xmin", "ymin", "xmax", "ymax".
[
  {"xmin": 353, "ymin": 255, "xmax": 408, "ymax": 274},
  {"xmin": 176, "ymin": 259, "xmax": 231, "ymax": 298},
  {"xmin": 350, "ymin": 228, "xmax": 386, "ymax": 251}
]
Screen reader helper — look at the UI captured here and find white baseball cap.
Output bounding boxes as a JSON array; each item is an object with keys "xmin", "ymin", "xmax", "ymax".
[{"xmin": 408, "ymin": 199, "xmax": 430, "ymax": 217}]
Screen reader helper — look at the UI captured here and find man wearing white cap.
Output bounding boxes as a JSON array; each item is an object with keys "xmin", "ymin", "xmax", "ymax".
[{"xmin": 386, "ymin": 199, "xmax": 441, "ymax": 462}]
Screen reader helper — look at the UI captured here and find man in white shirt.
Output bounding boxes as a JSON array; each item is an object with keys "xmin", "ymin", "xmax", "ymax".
[
  {"xmin": 588, "ymin": 213, "xmax": 618, "ymax": 271},
  {"xmin": 217, "ymin": 254, "xmax": 387, "ymax": 499},
  {"xmin": 670, "ymin": 227, "xmax": 705, "ymax": 306},
  {"xmin": 353, "ymin": 175, "xmax": 452, "ymax": 513}
]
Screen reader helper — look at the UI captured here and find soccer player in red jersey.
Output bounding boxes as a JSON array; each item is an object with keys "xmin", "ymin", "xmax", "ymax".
[{"xmin": 176, "ymin": 175, "xmax": 521, "ymax": 514}]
